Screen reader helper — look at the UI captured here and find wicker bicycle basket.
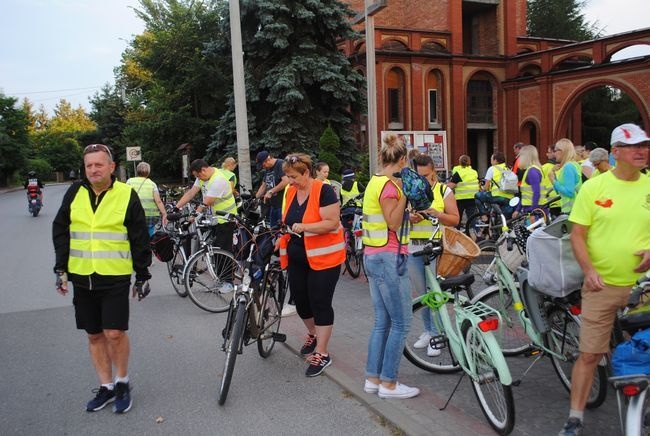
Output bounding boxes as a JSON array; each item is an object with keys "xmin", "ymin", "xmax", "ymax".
[{"xmin": 437, "ymin": 226, "xmax": 481, "ymax": 278}]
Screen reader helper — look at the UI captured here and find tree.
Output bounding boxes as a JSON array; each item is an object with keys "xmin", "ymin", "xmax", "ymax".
[
  {"xmin": 0, "ymin": 93, "xmax": 29, "ymax": 186},
  {"xmin": 208, "ymin": 0, "xmax": 366, "ymax": 167},
  {"xmin": 318, "ymin": 125, "xmax": 342, "ymax": 181},
  {"xmin": 527, "ymin": 0, "xmax": 600, "ymax": 41}
]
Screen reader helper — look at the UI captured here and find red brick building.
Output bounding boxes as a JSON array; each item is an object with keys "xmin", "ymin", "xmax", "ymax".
[{"xmin": 339, "ymin": 0, "xmax": 650, "ymax": 175}]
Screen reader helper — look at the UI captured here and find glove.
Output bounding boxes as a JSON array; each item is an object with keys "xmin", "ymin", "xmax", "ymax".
[
  {"xmin": 55, "ymin": 270, "xmax": 68, "ymax": 295},
  {"xmin": 132, "ymin": 280, "xmax": 151, "ymax": 301}
]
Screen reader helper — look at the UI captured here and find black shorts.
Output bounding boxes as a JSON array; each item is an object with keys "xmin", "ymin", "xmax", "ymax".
[{"xmin": 73, "ymin": 283, "xmax": 130, "ymax": 334}]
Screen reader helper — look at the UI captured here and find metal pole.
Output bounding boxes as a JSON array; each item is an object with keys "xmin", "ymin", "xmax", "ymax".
[
  {"xmin": 365, "ymin": 0, "xmax": 378, "ymax": 174},
  {"xmin": 229, "ymin": 0, "xmax": 252, "ymax": 192}
]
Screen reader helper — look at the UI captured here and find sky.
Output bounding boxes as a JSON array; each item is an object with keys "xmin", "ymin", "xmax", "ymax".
[{"xmin": 1, "ymin": 0, "xmax": 649, "ymax": 116}]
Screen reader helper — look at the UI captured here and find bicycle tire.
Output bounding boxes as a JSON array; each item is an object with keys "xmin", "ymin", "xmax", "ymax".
[
  {"xmin": 257, "ymin": 268, "xmax": 283, "ymax": 358},
  {"xmin": 403, "ymin": 300, "xmax": 462, "ymax": 374},
  {"xmin": 345, "ymin": 249, "xmax": 362, "ymax": 278},
  {"xmin": 625, "ymin": 386, "xmax": 650, "ymax": 435},
  {"xmin": 167, "ymin": 244, "xmax": 188, "ymax": 297},
  {"xmin": 465, "ymin": 212, "xmax": 496, "ymax": 243},
  {"xmin": 462, "ymin": 322, "xmax": 515, "ymax": 435},
  {"xmin": 218, "ymin": 301, "xmax": 246, "ymax": 405},
  {"xmin": 185, "ymin": 248, "xmax": 241, "ymax": 313},
  {"xmin": 545, "ymin": 306, "xmax": 608, "ymax": 409},
  {"xmin": 471, "ymin": 284, "xmax": 532, "ymax": 356}
]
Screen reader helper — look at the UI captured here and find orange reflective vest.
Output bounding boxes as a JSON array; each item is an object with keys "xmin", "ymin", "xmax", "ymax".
[{"xmin": 279, "ymin": 180, "xmax": 345, "ymax": 271}]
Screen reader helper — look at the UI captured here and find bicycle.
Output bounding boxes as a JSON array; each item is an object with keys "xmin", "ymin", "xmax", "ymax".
[
  {"xmin": 218, "ymin": 213, "xmax": 290, "ymax": 405},
  {"xmin": 469, "ymin": 211, "xmax": 607, "ymax": 409},
  {"xmin": 341, "ymin": 193, "xmax": 364, "ymax": 278},
  {"xmin": 464, "ymin": 192, "xmax": 514, "ymax": 242},
  {"xmin": 402, "ymin": 216, "xmax": 515, "ymax": 435},
  {"xmin": 610, "ymin": 272, "xmax": 650, "ymax": 436}
]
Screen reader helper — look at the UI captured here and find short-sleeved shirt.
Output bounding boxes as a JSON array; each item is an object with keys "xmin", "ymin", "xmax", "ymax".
[
  {"xmin": 569, "ymin": 170, "xmax": 650, "ymax": 286},
  {"xmin": 285, "ymin": 183, "xmax": 338, "ymax": 249},
  {"xmin": 193, "ymin": 170, "xmax": 230, "ymax": 202},
  {"xmin": 364, "ymin": 181, "xmax": 409, "ymax": 255},
  {"xmin": 264, "ymin": 159, "xmax": 285, "ymax": 208}
]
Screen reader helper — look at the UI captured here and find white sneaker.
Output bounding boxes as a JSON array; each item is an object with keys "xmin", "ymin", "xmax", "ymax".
[
  {"xmin": 281, "ymin": 304, "xmax": 297, "ymax": 317},
  {"xmin": 364, "ymin": 379, "xmax": 379, "ymax": 394},
  {"xmin": 427, "ymin": 344, "xmax": 442, "ymax": 357},
  {"xmin": 378, "ymin": 382, "xmax": 420, "ymax": 399},
  {"xmin": 413, "ymin": 332, "xmax": 431, "ymax": 349}
]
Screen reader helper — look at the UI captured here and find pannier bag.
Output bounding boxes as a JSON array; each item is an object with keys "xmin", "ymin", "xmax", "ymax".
[
  {"xmin": 526, "ymin": 216, "xmax": 583, "ymax": 298},
  {"xmin": 150, "ymin": 230, "xmax": 174, "ymax": 262},
  {"xmin": 612, "ymin": 328, "xmax": 650, "ymax": 377}
]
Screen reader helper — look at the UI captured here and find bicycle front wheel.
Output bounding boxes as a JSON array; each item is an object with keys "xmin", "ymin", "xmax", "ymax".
[
  {"xmin": 167, "ymin": 245, "xmax": 188, "ymax": 297},
  {"xmin": 257, "ymin": 269, "xmax": 284, "ymax": 358},
  {"xmin": 471, "ymin": 285, "xmax": 532, "ymax": 356},
  {"xmin": 463, "ymin": 323, "xmax": 515, "ymax": 435},
  {"xmin": 185, "ymin": 248, "xmax": 241, "ymax": 313},
  {"xmin": 546, "ymin": 306, "xmax": 607, "ymax": 409},
  {"xmin": 403, "ymin": 300, "xmax": 461, "ymax": 373},
  {"xmin": 218, "ymin": 301, "xmax": 246, "ymax": 406}
]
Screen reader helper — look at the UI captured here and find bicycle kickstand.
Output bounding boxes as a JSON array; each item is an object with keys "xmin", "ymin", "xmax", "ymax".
[
  {"xmin": 439, "ymin": 372, "xmax": 466, "ymax": 411},
  {"xmin": 512, "ymin": 348, "xmax": 544, "ymax": 386}
]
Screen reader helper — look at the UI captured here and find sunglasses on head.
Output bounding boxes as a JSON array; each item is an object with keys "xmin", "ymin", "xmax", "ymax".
[{"xmin": 84, "ymin": 144, "xmax": 113, "ymax": 160}]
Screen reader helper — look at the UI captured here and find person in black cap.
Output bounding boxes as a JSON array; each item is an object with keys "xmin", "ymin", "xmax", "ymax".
[{"xmin": 255, "ymin": 151, "xmax": 289, "ymax": 227}]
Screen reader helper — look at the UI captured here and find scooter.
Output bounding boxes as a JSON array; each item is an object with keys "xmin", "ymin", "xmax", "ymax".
[{"xmin": 27, "ymin": 185, "xmax": 42, "ymax": 217}]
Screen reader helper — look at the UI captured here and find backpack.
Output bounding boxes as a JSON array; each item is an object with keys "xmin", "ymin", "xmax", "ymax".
[
  {"xmin": 150, "ymin": 230, "xmax": 174, "ymax": 262},
  {"xmin": 495, "ymin": 166, "xmax": 519, "ymax": 194},
  {"xmin": 398, "ymin": 165, "xmax": 434, "ymax": 211}
]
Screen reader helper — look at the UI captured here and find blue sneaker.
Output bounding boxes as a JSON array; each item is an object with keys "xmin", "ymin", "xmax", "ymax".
[
  {"xmin": 86, "ymin": 386, "xmax": 115, "ymax": 411},
  {"xmin": 113, "ymin": 382, "xmax": 132, "ymax": 414},
  {"xmin": 558, "ymin": 417, "xmax": 583, "ymax": 436}
]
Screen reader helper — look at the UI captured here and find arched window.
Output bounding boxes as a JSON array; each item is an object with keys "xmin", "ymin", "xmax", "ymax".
[{"xmin": 387, "ymin": 68, "xmax": 405, "ymax": 129}]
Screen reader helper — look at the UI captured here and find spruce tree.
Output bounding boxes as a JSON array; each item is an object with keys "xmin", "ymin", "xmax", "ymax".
[
  {"xmin": 527, "ymin": 0, "xmax": 600, "ymax": 41},
  {"xmin": 319, "ymin": 125, "xmax": 342, "ymax": 180},
  {"xmin": 208, "ymin": 0, "xmax": 365, "ymax": 165}
]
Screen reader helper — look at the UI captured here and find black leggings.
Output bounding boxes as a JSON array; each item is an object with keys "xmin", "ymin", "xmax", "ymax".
[{"xmin": 287, "ymin": 241, "xmax": 340, "ymax": 326}]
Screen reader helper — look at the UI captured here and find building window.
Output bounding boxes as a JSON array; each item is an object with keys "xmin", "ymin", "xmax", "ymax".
[
  {"xmin": 428, "ymin": 89, "xmax": 438, "ymax": 127},
  {"xmin": 467, "ymin": 79, "xmax": 493, "ymax": 124},
  {"xmin": 387, "ymin": 68, "xmax": 404, "ymax": 129}
]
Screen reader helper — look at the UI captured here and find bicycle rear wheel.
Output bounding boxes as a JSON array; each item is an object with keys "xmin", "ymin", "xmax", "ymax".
[
  {"xmin": 257, "ymin": 269, "xmax": 284, "ymax": 358},
  {"xmin": 345, "ymin": 249, "xmax": 362, "ymax": 278},
  {"xmin": 167, "ymin": 244, "xmax": 188, "ymax": 297},
  {"xmin": 218, "ymin": 301, "xmax": 246, "ymax": 406},
  {"xmin": 471, "ymin": 284, "xmax": 532, "ymax": 356},
  {"xmin": 463, "ymin": 323, "xmax": 515, "ymax": 435},
  {"xmin": 185, "ymin": 248, "xmax": 241, "ymax": 313},
  {"xmin": 403, "ymin": 300, "xmax": 461, "ymax": 373},
  {"xmin": 465, "ymin": 212, "xmax": 496, "ymax": 242},
  {"xmin": 546, "ymin": 306, "xmax": 607, "ymax": 409}
]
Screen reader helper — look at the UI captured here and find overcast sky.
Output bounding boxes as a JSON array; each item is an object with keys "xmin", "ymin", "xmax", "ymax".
[{"xmin": 1, "ymin": 0, "xmax": 648, "ymax": 115}]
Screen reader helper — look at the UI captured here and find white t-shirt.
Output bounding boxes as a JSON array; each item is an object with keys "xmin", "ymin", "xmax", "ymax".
[
  {"xmin": 193, "ymin": 172, "xmax": 230, "ymax": 200},
  {"xmin": 484, "ymin": 166, "xmax": 495, "ymax": 181},
  {"xmin": 581, "ymin": 159, "xmax": 594, "ymax": 171}
]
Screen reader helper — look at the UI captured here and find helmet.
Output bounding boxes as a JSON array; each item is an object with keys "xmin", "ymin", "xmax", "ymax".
[{"xmin": 28, "ymin": 171, "xmax": 36, "ymax": 177}]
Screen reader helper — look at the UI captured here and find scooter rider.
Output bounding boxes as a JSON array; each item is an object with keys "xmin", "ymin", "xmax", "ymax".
[{"xmin": 24, "ymin": 170, "xmax": 44, "ymax": 204}]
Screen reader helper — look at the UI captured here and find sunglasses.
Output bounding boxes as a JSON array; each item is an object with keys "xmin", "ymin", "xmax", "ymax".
[
  {"xmin": 84, "ymin": 144, "xmax": 113, "ymax": 160},
  {"xmin": 286, "ymin": 155, "xmax": 301, "ymax": 164}
]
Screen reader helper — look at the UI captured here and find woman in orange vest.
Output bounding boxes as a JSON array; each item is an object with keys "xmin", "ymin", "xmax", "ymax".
[{"xmin": 278, "ymin": 153, "xmax": 345, "ymax": 377}]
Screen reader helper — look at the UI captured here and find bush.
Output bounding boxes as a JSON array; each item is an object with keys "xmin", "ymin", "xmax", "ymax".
[{"xmin": 22, "ymin": 159, "xmax": 53, "ymax": 180}]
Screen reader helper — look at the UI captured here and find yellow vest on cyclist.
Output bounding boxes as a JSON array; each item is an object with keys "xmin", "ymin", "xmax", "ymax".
[
  {"xmin": 490, "ymin": 163, "xmax": 514, "ymax": 199},
  {"xmin": 126, "ymin": 177, "xmax": 159, "ymax": 217},
  {"xmin": 341, "ymin": 181, "xmax": 361, "ymax": 206},
  {"xmin": 541, "ymin": 162, "xmax": 561, "ymax": 208},
  {"xmin": 451, "ymin": 166, "xmax": 479, "ymax": 200},
  {"xmin": 362, "ymin": 175, "xmax": 409, "ymax": 246},
  {"xmin": 519, "ymin": 165, "xmax": 543, "ymax": 207},
  {"xmin": 410, "ymin": 182, "xmax": 446, "ymax": 240},
  {"xmin": 68, "ymin": 182, "xmax": 133, "ymax": 276},
  {"xmin": 199, "ymin": 169, "xmax": 238, "ymax": 222}
]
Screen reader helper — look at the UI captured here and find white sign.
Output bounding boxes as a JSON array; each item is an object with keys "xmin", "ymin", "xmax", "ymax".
[{"xmin": 126, "ymin": 146, "xmax": 142, "ymax": 162}]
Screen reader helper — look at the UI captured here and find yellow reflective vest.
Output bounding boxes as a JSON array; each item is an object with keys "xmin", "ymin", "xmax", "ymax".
[
  {"xmin": 341, "ymin": 181, "xmax": 361, "ymax": 206},
  {"xmin": 126, "ymin": 177, "xmax": 158, "ymax": 217},
  {"xmin": 410, "ymin": 182, "xmax": 446, "ymax": 240},
  {"xmin": 362, "ymin": 175, "xmax": 409, "ymax": 247},
  {"xmin": 199, "ymin": 169, "xmax": 238, "ymax": 222},
  {"xmin": 451, "ymin": 165, "xmax": 479, "ymax": 200},
  {"xmin": 68, "ymin": 182, "xmax": 133, "ymax": 276},
  {"xmin": 519, "ymin": 165, "xmax": 543, "ymax": 207}
]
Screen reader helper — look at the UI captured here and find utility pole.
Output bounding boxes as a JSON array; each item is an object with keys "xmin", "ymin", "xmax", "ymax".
[{"xmin": 229, "ymin": 0, "xmax": 252, "ymax": 191}]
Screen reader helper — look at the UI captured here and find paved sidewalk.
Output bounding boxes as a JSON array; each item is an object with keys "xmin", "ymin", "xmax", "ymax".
[{"xmin": 279, "ymin": 271, "xmax": 620, "ymax": 436}]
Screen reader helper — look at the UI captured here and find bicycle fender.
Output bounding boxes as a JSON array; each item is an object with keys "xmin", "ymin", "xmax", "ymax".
[{"xmin": 481, "ymin": 331, "xmax": 513, "ymax": 385}]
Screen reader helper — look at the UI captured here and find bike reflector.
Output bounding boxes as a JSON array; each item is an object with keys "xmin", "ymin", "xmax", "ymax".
[
  {"xmin": 622, "ymin": 384, "xmax": 642, "ymax": 397},
  {"xmin": 354, "ymin": 229, "xmax": 363, "ymax": 237},
  {"xmin": 569, "ymin": 305, "xmax": 581, "ymax": 316},
  {"xmin": 478, "ymin": 317, "xmax": 499, "ymax": 332}
]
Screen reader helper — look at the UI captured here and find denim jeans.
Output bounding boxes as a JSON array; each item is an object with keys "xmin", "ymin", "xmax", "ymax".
[
  {"xmin": 408, "ymin": 253, "xmax": 440, "ymax": 336},
  {"xmin": 364, "ymin": 252, "xmax": 413, "ymax": 382}
]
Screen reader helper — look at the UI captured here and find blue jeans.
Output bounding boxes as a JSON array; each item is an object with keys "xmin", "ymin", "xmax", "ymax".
[
  {"xmin": 268, "ymin": 206, "xmax": 282, "ymax": 227},
  {"xmin": 364, "ymin": 252, "xmax": 413, "ymax": 382},
  {"xmin": 408, "ymin": 253, "xmax": 440, "ymax": 336}
]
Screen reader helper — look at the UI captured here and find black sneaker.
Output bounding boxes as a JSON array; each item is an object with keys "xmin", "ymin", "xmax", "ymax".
[
  {"xmin": 558, "ymin": 417, "xmax": 583, "ymax": 436},
  {"xmin": 86, "ymin": 386, "xmax": 115, "ymax": 412},
  {"xmin": 305, "ymin": 352, "xmax": 331, "ymax": 377},
  {"xmin": 300, "ymin": 334, "xmax": 317, "ymax": 355},
  {"xmin": 113, "ymin": 382, "xmax": 132, "ymax": 414}
]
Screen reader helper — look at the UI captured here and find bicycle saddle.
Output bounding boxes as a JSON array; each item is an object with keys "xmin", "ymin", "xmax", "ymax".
[{"xmin": 439, "ymin": 273, "xmax": 475, "ymax": 292}]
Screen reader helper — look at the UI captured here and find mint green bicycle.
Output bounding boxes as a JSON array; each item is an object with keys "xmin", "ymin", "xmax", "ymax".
[{"xmin": 403, "ymin": 218, "xmax": 515, "ymax": 435}]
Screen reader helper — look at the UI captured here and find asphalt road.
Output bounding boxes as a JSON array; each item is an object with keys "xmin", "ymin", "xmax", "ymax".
[{"xmin": 0, "ymin": 184, "xmax": 392, "ymax": 436}]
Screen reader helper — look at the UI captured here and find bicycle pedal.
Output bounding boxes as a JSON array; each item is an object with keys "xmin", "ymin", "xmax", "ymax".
[
  {"xmin": 523, "ymin": 348, "xmax": 542, "ymax": 357},
  {"xmin": 271, "ymin": 332, "xmax": 286, "ymax": 342},
  {"xmin": 430, "ymin": 334, "xmax": 448, "ymax": 350}
]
